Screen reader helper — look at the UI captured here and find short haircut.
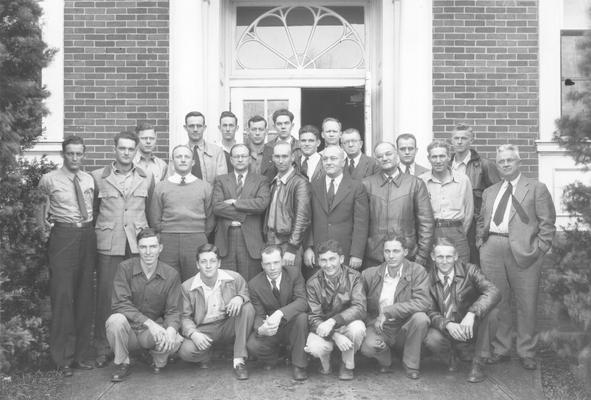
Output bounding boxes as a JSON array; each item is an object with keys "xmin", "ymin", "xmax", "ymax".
[
  {"xmin": 453, "ymin": 122, "xmax": 473, "ymax": 134},
  {"xmin": 341, "ymin": 128, "xmax": 361, "ymax": 139},
  {"xmin": 62, "ymin": 135, "xmax": 85, "ymax": 152},
  {"xmin": 316, "ymin": 239, "xmax": 344, "ymax": 257},
  {"xmin": 136, "ymin": 227, "xmax": 160, "ymax": 243},
  {"xmin": 114, "ymin": 130, "xmax": 139, "ymax": 146},
  {"xmin": 248, "ymin": 115, "xmax": 267, "ymax": 128},
  {"xmin": 185, "ymin": 111, "xmax": 206, "ymax": 125},
  {"xmin": 384, "ymin": 233, "xmax": 409, "ymax": 250},
  {"xmin": 373, "ymin": 141, "xmax": 396, "ymax": 153},
  {"xmin": 322, "ymin": 117, "xmax": 342, "ymax": 131},
  {"xmin": 299, "ymin": 124, "xmax": 320, "ymax": 139},
  {"xmin": 272, "ymin": 108, "xmax": 294, "ymax": 123},
  {"xmin": 135, "ymin": 121, "xmax": 155, "ymax": 134},
  {"xmin": 426, "ymin": 139, "xmax": 451, "ymax": 156},
  {"xmin": 230, "ymin": 143, "xmax": 251, "ymax": 157},
  {"xmin": 432, "ymin": 237, "xmax": 457, "ymax": 251},
  {"xmin": 497, "ymin": 144, "xmax": 520, "ymax": 159},
  {"xmin": 261, "ymin": 244, "xmax": 283, "ymax": 258},
  {"xmin": 396, "ymin": 133, "xmax": 417, "ymax": 148},
  {"xmin": 219, "ymin": 110, "xmax": 238, "ymax": 125},
  {"xmin": 171, "ymin": 144, "xmax": 193, "ymax": 157},
  {"xmin": 197, "ymin": 243, "xmax": 218, "ymax": 259}
]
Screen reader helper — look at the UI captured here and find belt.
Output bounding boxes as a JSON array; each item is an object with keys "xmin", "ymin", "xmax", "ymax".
[
  {"xmin": 434, "ymin": 219, "xmax": 462, "ymax": 228},
  {"xmin": 53, "ymin": 221, "xmax": 93, "ymax": 228},
  {"xmin": 489, "ymin": 232, "xmax": 509, "ymax": 237}
]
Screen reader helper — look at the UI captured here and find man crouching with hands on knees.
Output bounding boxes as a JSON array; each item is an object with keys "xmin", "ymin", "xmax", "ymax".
[
  {"xmin": 178, "ymin": 243, "xmax": 255, "ymax": 380},
  {"xmin": 106, "ymin": 228, "xmax": 183, "ymax": 382},
  {"xmin": 304, "ymin": 240, "xmax": 366, "ymax": 381}
]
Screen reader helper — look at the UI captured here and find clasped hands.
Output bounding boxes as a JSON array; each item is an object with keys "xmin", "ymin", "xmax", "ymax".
[
  {"xmin": 144, "ymin": 320, "xmax": 178, "ymax": 352},
  {"xmin": 257, "ymin": 310, "xmax": 284, "ymax": 336},
  {"xmin": 445, "ymin": 312, "xmax": 475, "ymax": 342}
]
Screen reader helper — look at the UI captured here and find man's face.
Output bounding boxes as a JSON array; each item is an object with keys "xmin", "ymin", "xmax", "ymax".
[
  {"xmin": 272, "ymin": 143, "xmax": 293, "ymax": 173},
  {"xmin": 397, "ymin": 138, "xmax": 417, "ymax": 166},
  {"xmin": 248, "ymin": 121, "xmax": 267, "ymax": 146},
  {"xmin": 322, "ymin": 146, "xmax": 345, "ymax": 178},
  {"xmin": 138, "ymin": 236, "xmax": 163, "ymax": 266},
  {"xmin": 451, "ymin": 129, "xmax": 473, "ymax": 155},
  {"xmin": 137, "ymin": 129, "xmax": 156, "ymax": 154},
  {"xmin": 230, "ymin": 146, "xmax": 251, "ymax": 173},
  {"xmin": 428, "ymin": 147, "xmax": 450, "ymax": 174},
  {"xmin": 496, "ymin": 149, "xmax": 521, "ymax": 181},
  {"xmin": 185, "ymin": 115, "xmax": 206, "ymax": 143},
  {"xmin": 299, "ymin": 131, "xmax": 320, "ymax": 156},
  {"xmin": 322, "ymin": 121, "xmax": 341, "ymax": 146},
  {"xmin": 432, "ymin": 245, "xmax": 458, "ymax": 275},
  {"xmin": 172, "ymin": 147, "xmax": 193, "ymax": 175},
  {"xmin": 198, "ymin": 251, "xmax": 219, "ymax": 280},
  {"xmin": 62, "ymin": 143, "xmax": 85, "ymax": 173},
  {"xmin": 317, "ymin": 250, "xmax": 344, "ymax": 277},
  {"xmin": 219, "ymin": 116, "xmax": 238, "ymax": 142},
  {"xmin": 341, "ymin": 132, "xmax": 363, "ymax": 157},
  {"xmin": 261, "ymin": 250, "xmax": 282, "ymax": 281},
  {"xmin": 274, "ymin": 115, "xmax": 293, "ymax": 140},
  {"xmin": 114, "ymin": 138, "xmax": 137, "ymax": 167},
  {"xmin": 374, "ymin": 143, "xmax": 399, "ymax": 173},
  {"xmin": 383, "ymin": 240, "xmax": 408, "ymax": 268}
]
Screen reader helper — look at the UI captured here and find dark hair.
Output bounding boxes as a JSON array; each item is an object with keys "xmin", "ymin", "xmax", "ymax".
[
  {"xmin": 219, "ymin": 111, "xmax": 238, "ymax": 125},
  {"xmin": 299, "ymin": 124, "xmax": 320, "ymax": 139},
  {"xmin": 432, "ymin": 237, "xmax": 457, "ymax": 250},
  {"xmin": 114, "ymin": 130, "xmax": 139, "ymax": 146},
  {"xmin": 62, "ymin": 135, "xmax": 85, "ymax": 152},
  {"xmin": 197, "ymin": 243, "xmax": 218, "ymax": 259},
  {"xmin": 426, "ymin": 139, "xmax": 451, "ymax": 156},
  {"xmin": 135, "ymin": 121, "xmax": 155, "ymax": 134},
  {"xmin": 185, "ymin": 111, "xmax": 206, "ymax": 125},
  {"xmin": 261, "ymin": 245, "xmax": 283, "ymax": 258},
  {"xmin": 316, "ymin": 239, "xmax": 344, "ymax": 257},
  {"xmin": 272, "ymin": 108, "xmax": 294, "ymax": 123},
  {"xmin": 136, "ymin": 227, "xmax": 160, "ymax": 243},
  {"xmin": 247, "ymin": 115, "xmax": 267, "ymax": 128},
  {"xmin": 383, "ymin": 233, "xmax": 409, "ymax": 250},
  {"xmin": 396, "ymin": 133, "xmax": 417, "ymax": 148},
  {"xmin": 322, "ymin": 117, "xmax": 342, "ymax": 131},
  {"xmin": 230, "ymin": 143, "xmax": 251, "ymax": 157}
]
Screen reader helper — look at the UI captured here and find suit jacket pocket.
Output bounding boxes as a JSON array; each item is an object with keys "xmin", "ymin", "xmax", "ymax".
[{"xmin": 95, "ymin": 220, "xmax": 115, "ymax": 252}]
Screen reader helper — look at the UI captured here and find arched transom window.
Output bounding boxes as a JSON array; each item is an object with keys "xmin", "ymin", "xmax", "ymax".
[{"xmin": 235, "ymin": 5, "xmax": 365, "ymax": 70}]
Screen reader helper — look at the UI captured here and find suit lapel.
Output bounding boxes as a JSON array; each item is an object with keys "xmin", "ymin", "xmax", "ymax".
[
  {"xmin": 104, "ymin": 173, "xmax": 124, "ymax": 196},
  {"xmin": 279, "ymin": 272, "xmax": 291, "ymax": 306},
  {"xmin": 510, "ymin": 177, "xmax": 530, "ymax": 222},
  {"xmin": 330, "ymin": 176, "xmax": 351, "ymax": 211},
  {"xmin": 311, "ymin": 161, "xmax": 324, "ymax": 181},
  {"xmin": 393, "ymin": 269, "xmax": 409, "ymax": 302},
  {"xmin": 312, "ymin": 178, "xmax": 329, "ymax": 213},
  {"xmin": 357, "ymin": 155, "xmax": 368, "ymax": 177}
]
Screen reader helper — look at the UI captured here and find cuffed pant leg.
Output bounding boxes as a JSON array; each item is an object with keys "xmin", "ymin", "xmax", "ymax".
[
  {"xmin": 338, "ymin": 320, "xmax": 366, "ymax": 368},
  {"xmin": 398, "ymin": 312, "xmax": 430, "ymax": 370},
  {"xmin": 106, "ymin": 313, "xmax": 139, "ymax": 365},
  {"xmin": 361, "ymin": 325, "xmax": 392, "ymax": 367},
  {"xmin": 305, "ymin": 332, "xmax": 334, "ymax": 369},
  {"xmin": 287, "ymin": 313, "xmax": 309, "ymax": 368}
]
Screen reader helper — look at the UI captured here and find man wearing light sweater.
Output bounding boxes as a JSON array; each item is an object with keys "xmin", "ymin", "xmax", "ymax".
[{"xmin": 149, "ymin": 145, "xmax": 214, "ymax": 281}]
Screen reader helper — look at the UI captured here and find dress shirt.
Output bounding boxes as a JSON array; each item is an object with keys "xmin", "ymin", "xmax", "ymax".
[
  {"xmin": 489, "ymin": 174, "xmax": 521, "ymax": 234},
  {"xmin": 451, "ymin": 151, "xmax": 471, "ymax": 176},
  {"xmin": 234, "ymin": 170, "xmax": 248, "ymax": 185},
  {"xmin": 325, "ymin": 173, "xmax": 344, "ymax": 194},
  {"xmin": 168, "ymin": 173, "xmax": 197, "ymax": 184},
  {"xmin": 383, "ymin": 168, "xmax": 400, "ymax": 183},
  {"xmin": 190, "ymin": 272, "xmax": 228, "ymax": 324},
  {"xmin": 112, "ymin": 163, "xmax": 135, "ymax": 195},
  {"xmin": 38, "ymin": 167, "xmax": 94, "ymax": 223},
  {"xmin": 437, "ymin": 269, "xmax": 455, "ymax": 285},
  {"xmin": 379, "ymin": 265, "xmax": 404, "ymax": 313},
  {"xmin": 301, "ymin": 152, "xmax": 321, "ymax": 181},
  {"xmin": 266, "ymin": 273, "xmax": 282, "ymax": 292},
  {"xmin": 401, "ymin": 162, "xmax": 417, "ymax": 175},
  {"xmin": 347, "ymin": 153, "xmax": 362, "ymax": 169},
  {"xmin": 133, "ymin": 152, "xmax": 168, "ymax": 182}
]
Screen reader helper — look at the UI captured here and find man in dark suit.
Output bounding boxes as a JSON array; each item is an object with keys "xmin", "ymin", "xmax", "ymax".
[
  {"xmin": 396, "ymin": 133, "xmax": 429, "ymax": 176},
  {"xmin": 304, "ymin": 145, "xmax": 369, "ymax": 276},
  {"xmin": 477, "ymin": 144, "xmax": 556, "ymax": 370},
  {"xmin": 213, "ymin": 144, "xmax": 270, "ymax": 281},
  {"xmin": 246, "ymin": 245, "xmax": 309, "ymax": 380},
  {"xmin": 295, "ymin": 125, "xmax": 323, "ymax": 182},
  {"xmin": 341, "ymin": 128, "xmax": 380, "ymax": 180},
  {"xmin": 260, "ymin": 109, "xmax": 301, "ymax": 181}
]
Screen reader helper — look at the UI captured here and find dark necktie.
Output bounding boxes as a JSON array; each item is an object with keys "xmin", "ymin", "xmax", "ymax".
[
  {"xmin": 348, "ymin": 157, "xmax": 355, "ymax": 175},
  {"xmin": 271, "ymin": 279, "xmax": 280, "ymax": 299},
  {"xmin": 192, "ymin": 145, "xmax": 203, "ymax": 180},
  {"xmin": 236, "ymin": 174, "xmax": 243, "ymax": 198},
  {"xmin": 405, "ymin": 164, "xmax": 411, "ymax": 174},
  {"xmin": 74, "ymin": 175, "xmax": 89, "ymax": 221},
  {"xmin": 493, "ymin": 182, "xmax": 512, "ymax": 226},
  {"xmin": 443, "ymin": 275, "xmax": 453, "ymax": 319},
  {"xmin": 327, "ymin": 179, "xmax": 335, "ymax": 208},
  {"xmin": 301, "ymin": 156, "xmax": 309, "ymax": 179},
  {"xmin": 180, "ymin": 176, "xmax": 186, "ymax": 185}
]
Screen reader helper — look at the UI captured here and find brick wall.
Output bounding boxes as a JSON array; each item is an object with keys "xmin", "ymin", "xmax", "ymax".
[
  {"xmin": 64, "ymin": 0, "xmax": 169, "ymax": 168},
  {"xmin": 432, "ymin": 0, "xmax": 539, "ymax": 177}
]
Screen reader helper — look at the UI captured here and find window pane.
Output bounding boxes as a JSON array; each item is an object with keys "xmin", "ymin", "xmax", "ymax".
[
  {"xmin": 561, "ymin": 32, "xmax": 591, "ymax": 116},
  {"xmin": 563, "ymin": 0, "xmax": 591, "ymax": 28},
  {"xmin": 242, "ymin": 100, "xmax": 264, "ymax": 129}
]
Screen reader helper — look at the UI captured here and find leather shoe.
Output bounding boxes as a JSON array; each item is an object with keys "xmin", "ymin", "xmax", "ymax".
[
  {"xmin": 467, "ymin": 359, "xmax": 486, "ymax": 383},
  {"xmin": 234, "ymin": 363, "xmax": 249, "ymax": 380},
  {"xmin": 403, "ymin": 364, "xmax": 420, "ymax": 380},
  {"xmin": 111, "ymin": 364, "xmax": 131, "ymax": 382},
  {"xmin": 199, "ymin": 361, "xmax": 211, "ymax": 369},
  {"xmin": 448, "ymin": 351, "xmax": 459, "ymax": 372},
  {"xmin": 520, "ymin": 357, "xmax": 537, "ymax": 370},
  {"xmin": 151, "ymin": 363, "xmax": 162, "ymax": 374},
  {"xmin": 338, "ymin": 362, "xmax": 354, "ymax": 381},
  {"xmin": 72, "ymin": 361, "xmax": 94, "ymax": 370},
  {"xmin": 378, "ymin": 365, "xmax": 393, "ymax": 374},
  {"xmin": 485, "ymin": 353, "xmax": 511, "ymax": 365},
  {"xmin": 292, "ymin": 366, "xmax": 308, "ymax": 381},
  {"xmin": 95, "ymin": 355, "xmax": 109, "ymax": 368},
  {"xmin": 59, "ymin": 365, "xmax": 73, "ymax": 377},
  {"xmin": 319, "ymin": 364, "xmax": 332, "ymax": 375}
]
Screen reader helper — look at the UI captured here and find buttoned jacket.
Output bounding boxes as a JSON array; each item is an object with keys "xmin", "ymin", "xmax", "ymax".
[{"xmin": 344, "ymin": 153, "xmax": 381, "ymax": 181}]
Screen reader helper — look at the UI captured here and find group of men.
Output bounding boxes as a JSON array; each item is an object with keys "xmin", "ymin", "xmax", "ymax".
[{"xmin": 37, "ymin": 109, "xmax": 557, "ymax": 385}]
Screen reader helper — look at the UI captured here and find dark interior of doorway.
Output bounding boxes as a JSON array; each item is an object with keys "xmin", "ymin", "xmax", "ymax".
[{"xmin": 300, "ymin": 87, "xmax": 365, "ymax": 151}]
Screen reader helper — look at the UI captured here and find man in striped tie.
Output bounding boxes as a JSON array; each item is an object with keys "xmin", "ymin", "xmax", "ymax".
[{"xmin": 423, "ymin": 237, "xmax": 501, "ymax": 383}]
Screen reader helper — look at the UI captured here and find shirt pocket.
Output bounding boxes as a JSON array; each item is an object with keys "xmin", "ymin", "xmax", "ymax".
[
  {"xmin": 133, "ymin": 188, "xmax": 148, "ymax": 198},
  {"xmin": 95, "ymin": 220, "xmax": 116, "ymax": 251}
]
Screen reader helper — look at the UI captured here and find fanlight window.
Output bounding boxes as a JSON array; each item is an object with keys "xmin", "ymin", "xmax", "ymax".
[{"xmin": 235, "ymin": 6, "xmax": 365, "ymax": 70}]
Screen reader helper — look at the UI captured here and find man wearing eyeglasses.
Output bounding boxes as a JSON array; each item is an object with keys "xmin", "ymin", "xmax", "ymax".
[
  {"xmin": 213, "ymin": 144, "xmax": 271, "ymax": 281},
  {"xmin": 340, "ymin": 128, "xmax": 380, "ymax": 180}
]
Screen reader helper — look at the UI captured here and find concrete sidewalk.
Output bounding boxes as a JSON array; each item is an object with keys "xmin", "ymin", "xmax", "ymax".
[{"xmin": 59, "ymin": 355, "xmax": 543, "ymax": 400}]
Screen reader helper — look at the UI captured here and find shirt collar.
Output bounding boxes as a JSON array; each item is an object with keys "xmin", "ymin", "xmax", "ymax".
[
  {"xmin": 112, "ymin": 161, "xmax": 135, "ymax": 175},
  {"xmin": 60, "ymin": 166, "xmax": 78, "ymax": 181},
  {"xmin": 134, "ymin": 152, "xmax": 154, "ymax": 162},
  {"xmin": 349, "ymin": 153, "xmax": 362, "ymax": 164},
  {"xmin": 325, "ymin": 173, "xmax": 343, "ymax": 187},
  {"xmin": 381, "ymin": 168, "xmax": 400, "ymax": 185},
  {"xmin": 454, "ymin": 151, "xmax": 471, "ymax": 167},
  {"xmin": 437, "ymin": 269, "xmax": 455, "ymax": 284},
  {"xmin": 384, "ymin": 264, "xmax": 404, "ymax": 279},
  {"xmin": 190, "ymin": 141, "xmax": 213, "ymax": 156},
  {"xmin": 424, "ymin": 169, "xmax": 456, "ymax": 184},
  {"xmin": 132, "ymin": 258, "xmax": 165, "ymax": 279},
  {"xmin": 302, "ymin": 152, "xmax": 320, "ymax": 162},
  {"xmin": 190, "ymin": 269, "xmax": 235, "ymax": 291},
  {"xmin": 266, "ymin": 273, "xmax": 282, "ymax": 288},
  {"xmin": 275, "ymin": 167, "xmax": 295, "ymax": 184},
  {"xmin": 234, "ymin": 170, "xmax": 248, "ymax": 181}
]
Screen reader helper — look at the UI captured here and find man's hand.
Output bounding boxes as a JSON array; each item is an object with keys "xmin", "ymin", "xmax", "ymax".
[
  {"xmin": 158, "ymin": 327, "xmax": 178, "ymax": 353},
  {"xmin": 316, "ymin": 318, "xmax": 336, "ymax": 338},
  {"xmin": 144, "ymin": 319, "xmax": 167, "ymax": 345},
  {"xmin": 226, "ymin": 296, "xmax": 244, "ymax": 317},
  {"xmin": 374, "ymin": 314, "xmax": 387, "ymax": 336},
  {"xmin": 282, "ymin": 251, "xmax": 296, "ymax": 267},
  {"xmin": 191, "ymin": 331, "xmax": 213, "ymax": 351},
  {"xmin": 303, "ymin": 248, "xmax": 316, "ymax": 268},
  {"xmin": 475, "ymin": 238, "xmax": 483, "ymax": 249},
  {"xmin": 224, "ymin": 199, "xmax": 237, "ymax": 205},
  {"xmin": 257, "ymin": 323, "xmax": 276, "ymax": 337},
  {"xmin": 459, "ymin": 312, "xmax": 475, "ymax": 340},
  {"xmin": 266, "ymin": 310, "xmax": 283, "ymax": 328},
  {"xmin": 446, "ymin": 322, "xmax": 468, "ymax": 342},
  {"xmin": 349, "ymin": 256, "xmax": 362, "ymax": 270},
  {"xmin": 332, "ymin": 332, "xmax": 353, "ymax": 352}
]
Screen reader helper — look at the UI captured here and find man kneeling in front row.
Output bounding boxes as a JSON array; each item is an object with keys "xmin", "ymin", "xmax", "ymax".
[
  {"xmin": 178, "ymin": 243, "xmax": 255, "ymax": 380},
  {"xmin": 424, "ymin": 237, "xmax": 501, "ymax": 383},
  {"xmin": 106, "ymin": 228, "xmax": 183, "ymax": 382}
]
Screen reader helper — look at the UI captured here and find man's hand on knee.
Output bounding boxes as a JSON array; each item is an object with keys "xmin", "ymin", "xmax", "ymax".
[
  {"xmin": 226, "ymin": 296, "xmax": 244, "ymax": 317},
  {"xmin": 333, "ymin": 332, "xmax": 353, "ymax": 352},
  {"xmin": 191, "ymin": 331, "xmax": 213, "ymax": 351},
  {"xmin": 144, "ymin": 319, "xmax": 166, "ymax": 345}
]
